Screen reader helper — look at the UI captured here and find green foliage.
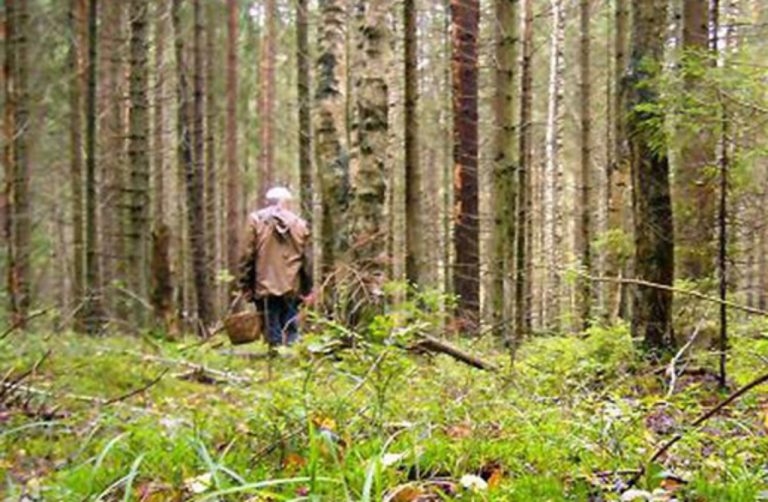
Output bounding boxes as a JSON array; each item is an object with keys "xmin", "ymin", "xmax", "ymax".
[{"xmin": 2, "ymin": 316, "xmax": 768, "ymax": 500}]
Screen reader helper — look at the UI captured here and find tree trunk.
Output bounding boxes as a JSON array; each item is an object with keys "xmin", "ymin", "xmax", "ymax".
[
  {"xmin": 350, "ymin": 0, "xmax": 392, "ymax": 289},
  {"xmin": 676, "ymin": 0, "xmax": 717, "ymax": 281},
  {"xmin": 6, "ymin": 0, "xmax": 31, "ymax": 327},
  {"xmin": 577, "ymin": 0, "xmax": 593, "ymax": 330},
  {"xmin": 491, "ymin": 0, "xmax": 518, "ymax": 340},
  {"xmin": 404, "ymin": 0, "xmax": 423, "ymax": 287},
  {"xmin": 173, "ymin": 0, "xmax": 213, "ymax": 329},
  {"xmin": 315, "ymin": 0, "xmax": 350, "ymax": 280},
  {"xmin": 514, "ymin": 0, "xmax": 533, "ymax": 349},
  {"xmin": 627, "ymin": 0, "xmax": 675, "ymax": 354},
  {"xmin": 225, "ymin": 0, "xmax": 240, "ymax": 289},
  {"xmin": 450, "ymin": 0, "xmax": 480, "ymax": 329},
  {"xmin": 85, "ymin": 0, "xmax": 103, "ymax": 333},
  {"xmin": 543, "ymin": 0, "xmax": 563, "ymax": 331},
  {"xmin": 68, "ymin": 0, "xmax": 87, "ymax": 330},
  {"xmin": 204, "ymin": 3, "xmax": 218, "ymax": 310},
  {"xmin": 99, "ymin": 0, "xmax": 126, "ymax": 315},
  {"xmin": 258, "ymin": 0, "xmax": 277, "ymax": 196},
  {"xmin": 127, "ymin": 0, "xmax": 151, "ymax": 325},
  {"xmin": 150, "ymin": 0, "xmax": 173, "ymax": 324},
  {"xmin": 297, "ymin": 0, "xmax": 312, "ymax": 221},
  {"xmin": 606, "ymin": 0, "xmax": 629, "ymax": 320}
]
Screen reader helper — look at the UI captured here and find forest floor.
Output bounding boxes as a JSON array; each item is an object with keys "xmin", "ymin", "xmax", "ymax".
[{"xmin": 2, "ymin": 312, "xmax": 768, "ymax": 501}]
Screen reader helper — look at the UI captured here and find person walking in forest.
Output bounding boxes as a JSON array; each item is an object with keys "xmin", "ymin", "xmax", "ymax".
[{"xmin": 239, "ymin": 187, "xmax": 312, "ymax": 346}]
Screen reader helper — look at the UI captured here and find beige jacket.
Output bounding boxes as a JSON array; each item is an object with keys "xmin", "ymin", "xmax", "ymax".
[{"xmin": 239, "ymin": 206, "xmax": 311, "ymax": 299}]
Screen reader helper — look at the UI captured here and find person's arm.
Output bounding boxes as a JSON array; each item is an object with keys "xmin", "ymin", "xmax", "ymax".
[{"xmin": 238, "ymin": 219, "xmax": 258, "ymax": 301}]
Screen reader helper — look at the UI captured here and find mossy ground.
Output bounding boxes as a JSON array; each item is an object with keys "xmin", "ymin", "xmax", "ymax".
[{"xmin": 1, "ymin": 318, "xmax": 767, "ymax": 501}]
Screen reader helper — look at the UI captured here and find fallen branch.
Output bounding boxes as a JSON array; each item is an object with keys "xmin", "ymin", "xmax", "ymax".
[
  {"xmin": 117, "ymin": 350, "xmax": 253, "ymax": 385},
  {"xmin": 629, "ymin": 371, "xmax": 768, "ymax": 487},
  {"xmin": 666, "ymin": 320, "xmax": 705, "ymax": 398},
  {"xmin": 103, "ymin": 369, "xmax": 169, "ymax": 405},
  {"xmin": 415, "ymin": 334, "xmax": 497, "ymax": 372},
  {"xmin": 582, "ymin": 275, "xmax": 768, "ymax": 318},
  {"xmin": 0, "ymin": 309, "xmax": 49, "ymax": 341}
]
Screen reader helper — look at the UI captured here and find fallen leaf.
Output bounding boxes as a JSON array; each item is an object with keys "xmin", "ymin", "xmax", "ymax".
[
  {"xmin": 184, "ymin": 472, "xmax": 212, "ymax": 494},
  {"xmin": 283, "ymin": 453, "xmax": 306, "ymax": 472},
  {"xmin": 382, "ymin": 452, "xmax": 406, "ymax": 467},
  {"xmin": 391, "ymin": 486, "xmax": 426, "ymax": 502},
  {"xmin": 446, "ymin": 422, "xmax": 472, "ymax": 439},
  {"xmin": 460, "ymin": 474, "xmax": 488, "ymax": 492}
]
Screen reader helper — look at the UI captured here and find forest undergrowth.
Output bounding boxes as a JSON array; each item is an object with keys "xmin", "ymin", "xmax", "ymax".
[{"xmin": 2, "ymin": 299, "xmax": 768, "ymax": 501}]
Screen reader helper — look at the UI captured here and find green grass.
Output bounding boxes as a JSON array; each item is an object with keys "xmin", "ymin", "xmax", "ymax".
[{"xmin": 1, "ymin": 318, "xmax": 767, "ymax": 500}]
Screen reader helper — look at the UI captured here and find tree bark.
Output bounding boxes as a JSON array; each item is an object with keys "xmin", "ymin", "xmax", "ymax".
[
  {"xmin": 297, "ymin": 0, "xmax": 312, "ymax": 222},
  {"xmin": 543, "ymin": 0, "xmax": 563, "ymax": 331},
  {"xmin": 514, "ymin": 0, "xmax": 533, "ymax": 348},
  {"xmin": 225, "ymin": 0, "xmax": 240, "ymax": 290},
  {"xmin": 627, "ymin": 0, "xmax": 675, "ymax": 354},
  {"xmin": 577, "ymin": 0, "xmax": 593, "ymax": 330},
  {"xmin": 450, "ymin": 0, "xmax": 480, "ymax": 329},
  {"xmin": 258, "ymin": 0, "xmax": 277, "ymax": 196},
  {"xmin": 85, "ymin": 0, "xmax": 103, "ymax": 333},
  {"xmin": 173, "ymin": 0, "xmax": 213, "ymax": 329},
  {"xmin": 68, "ymin": 0, "xmax": 87, "ymax": 330},
  {"xmin": 315, "ymin": 0, "xmax": 350, "ymax": 281},
  {"xmin": 404, "ymin": 0, "xmax": 423, "ymax": 287},
  {"xmin": 127, "ymin": 0, "xmax": 151, "ymax": 325},
  {"xmin": 5, "ymin": 0, "xmax": 31, "ymax": 327},
  {"xmin": 676, "ymin": 0, "xmax": 717, "ymax": 281},
  {"xmin": 150, "ymin": 0, "xmax": 173, "ymax": 324},
  {"xmin": 491, "ymin": 0, "xmax": 518, "ymax": 340},
  {"xmin": 350, "ymin": 0, "xmax": 392, "ymax": 290},
  {"xmin": 606, "ymin": 0, "xmax": 630, "ymax": 320},
  {"xmin": 204, "ymin": 2, "xmax": 219, "ymax": 310}
]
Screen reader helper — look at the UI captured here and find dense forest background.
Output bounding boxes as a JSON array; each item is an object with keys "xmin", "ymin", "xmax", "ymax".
[
  {"xmin": 4, "ymin": 0, "xmax": 768, "ymax": 357},
  {"xmin": 5, "ymin": 0, "xmax": 768, "ymax": 499}
]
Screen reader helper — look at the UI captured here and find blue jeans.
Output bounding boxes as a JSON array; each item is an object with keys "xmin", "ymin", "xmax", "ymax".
[{"xmin": 257, "ymin": 296, "xmax": 300, "ymax": 346}]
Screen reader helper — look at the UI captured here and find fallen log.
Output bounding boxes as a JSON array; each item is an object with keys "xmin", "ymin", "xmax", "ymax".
[{"xmin": 415, "ymin": 335, "xmax": 497, "ymax": 372}]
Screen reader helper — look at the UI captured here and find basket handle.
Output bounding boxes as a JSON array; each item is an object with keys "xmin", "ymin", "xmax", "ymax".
[{"xmin": 228, "ymin": 292, "xmax": 246, "ymax": 314}]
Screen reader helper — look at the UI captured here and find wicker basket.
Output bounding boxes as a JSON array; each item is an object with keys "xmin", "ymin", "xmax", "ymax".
[{"xmin": 223, "ymin": 310, "xmax": 263, "ymax": 345}]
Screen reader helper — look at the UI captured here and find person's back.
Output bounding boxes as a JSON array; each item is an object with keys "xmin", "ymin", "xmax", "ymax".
[{"xmin": 239, "ymin": 188, "xmax": 312, "ymax": 346}]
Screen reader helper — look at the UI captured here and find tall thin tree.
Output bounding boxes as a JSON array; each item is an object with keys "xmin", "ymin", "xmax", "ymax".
[
  {"xmin": 297, "ymin": 0, "xmax": 312, "ymax": 221},
  {"xmin": 543, "ymin": 0, "xmax": 564, "ymax": 331},
  {"xmin": 577, "ymin": 0, "xmax": 593, "ymax": 328},
  {"xmin": 514, "ymin": 0, "xmax": 534, "ymax": 348},
  {"xmin": 404, "ymin": 0, "xmax": 423, "ymax": 287},
  {"xmin": 315, "ymin": 0, "xmax": 350, "ymax": 280},
  {"xmin": 225, "ymin": 0, "xmax": 240, "ymax": 286},
  {"xmin": 127, "ymin": 0, "xmax": 151, "ymax": 324},
  {"xmin": 491, "ymin": 0, "xmax": 518, "ymax": 340},
  {"xmin": 450, "ymin": 0, "xmax": 480, "ymax": 328},
  {"xmin": 85, "ymin": 0, "xmax": 103, "ymax": 333},
  {"xmin": 258, "ymin": 0, "xmax": 278, "ymax": 194},
  {"xmin": 68, "ymin": 0, "xmax": 87, "ymax": 329}
]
